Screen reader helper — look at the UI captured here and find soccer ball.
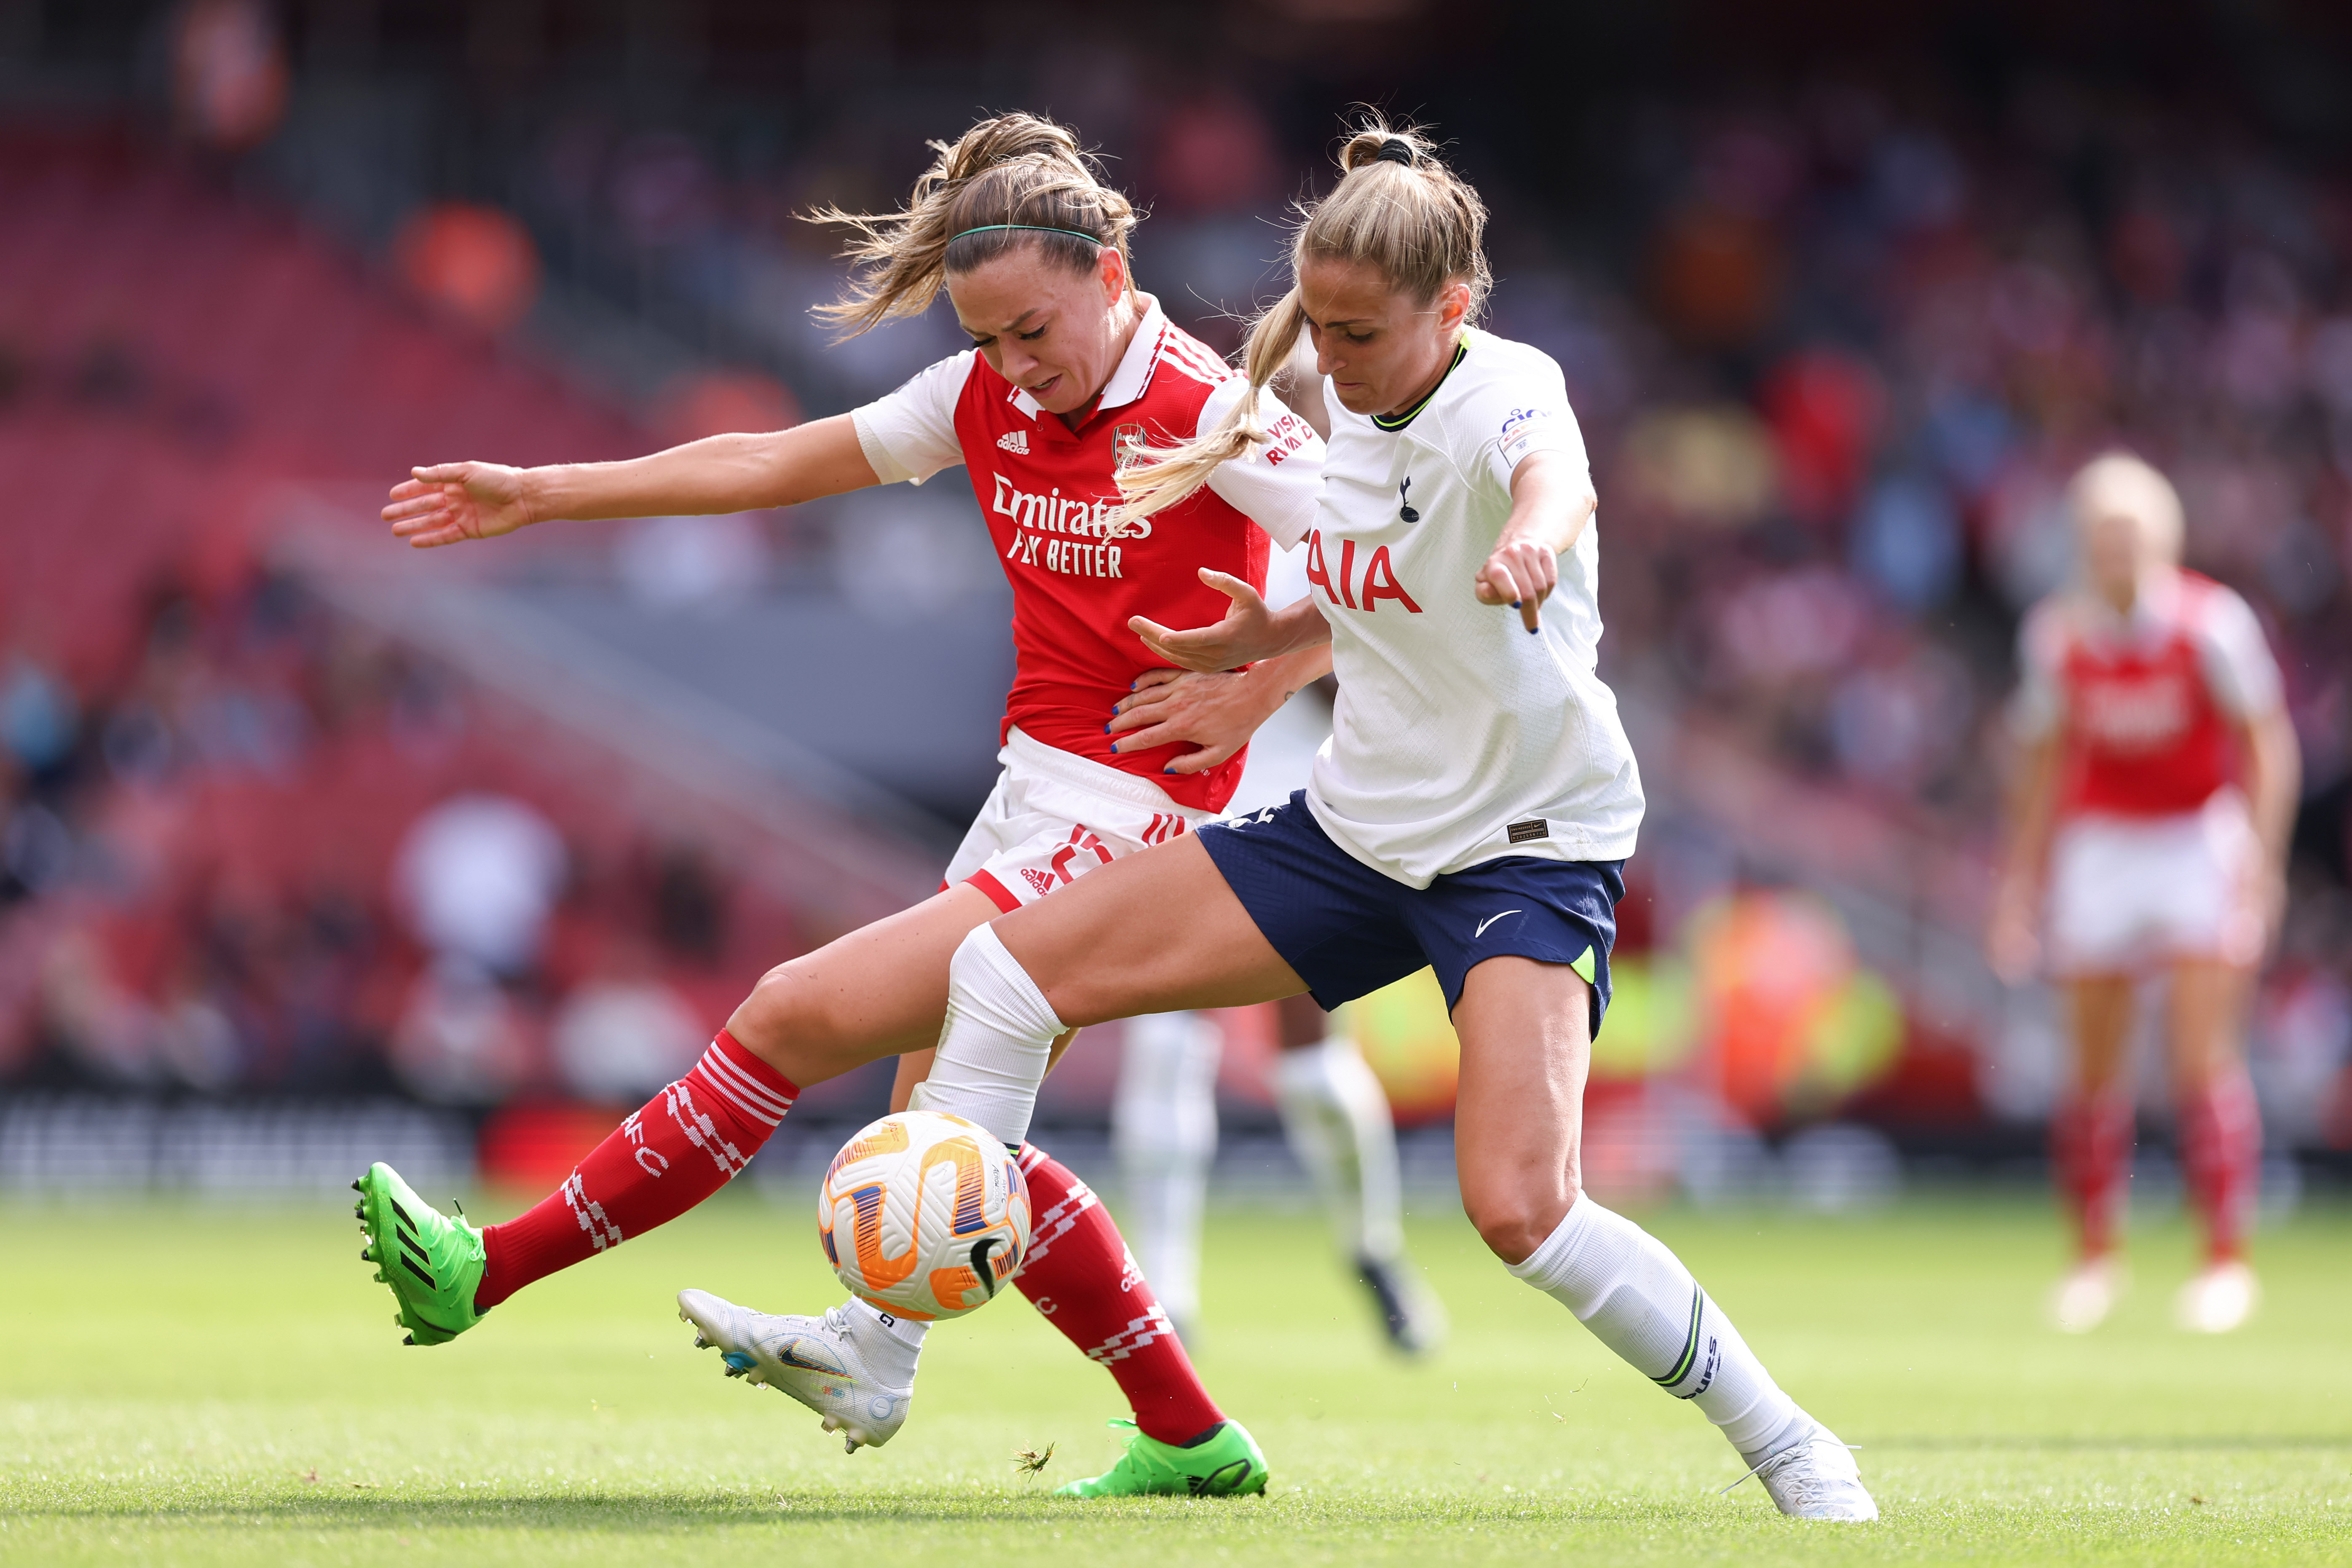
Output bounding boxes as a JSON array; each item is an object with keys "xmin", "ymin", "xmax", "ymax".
[{"xmin": 817, "ymin": 1110, "xmax": 1031, "ymax": 1321}]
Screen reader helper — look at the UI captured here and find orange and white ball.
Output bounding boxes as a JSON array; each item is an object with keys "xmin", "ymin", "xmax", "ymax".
[{"xmin": 817, "ymin": 1110, "xmax": 1030, "ymax": 1320}]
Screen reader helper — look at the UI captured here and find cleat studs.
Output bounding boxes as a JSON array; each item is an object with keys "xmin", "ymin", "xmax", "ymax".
[
  {"xmin": 403, "ymin": 1334, "xmax": 416, "ymax": 1346},
  {"xmin": 351, "ymin": 1179, "xmax": 363, "ymax": 1193},
  {"xmin": 360, "ymin": 1246, "xmax": 372, "ymax": 1261}
]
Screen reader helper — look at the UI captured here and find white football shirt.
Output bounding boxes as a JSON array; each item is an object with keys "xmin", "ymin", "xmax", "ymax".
[{"xmin": 1301, "ymin": 328, "xmax": 1644, "ymax": 886}]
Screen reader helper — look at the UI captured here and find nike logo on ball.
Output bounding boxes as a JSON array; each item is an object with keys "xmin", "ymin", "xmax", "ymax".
[{"xmin": 1473, "ymin": 910, "xmax": 1524, "ymax": 939}]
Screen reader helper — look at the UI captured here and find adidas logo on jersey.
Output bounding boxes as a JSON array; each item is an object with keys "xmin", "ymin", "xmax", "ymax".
[{"xmin": 997, "ymin": 430, "xmax": 1029, "ymax": 455}]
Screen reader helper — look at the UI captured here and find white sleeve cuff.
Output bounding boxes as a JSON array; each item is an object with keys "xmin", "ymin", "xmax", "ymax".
[{"xmin": 852, "ymin": 409, "xmax": 921, "ymax": 486}]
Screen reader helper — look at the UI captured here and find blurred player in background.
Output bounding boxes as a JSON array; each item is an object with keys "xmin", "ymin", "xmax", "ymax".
[
  {"xmin": 1988, "ymin": 453, "xmax": 2300, "ymax": 1335},
  {"xmin": 1106, "ymin": 536, "xmax": 1446, "ymax": 1353},
  {"xmin": 360, "ymin": 112, "xmax": 1331, "ymax": 1497}
]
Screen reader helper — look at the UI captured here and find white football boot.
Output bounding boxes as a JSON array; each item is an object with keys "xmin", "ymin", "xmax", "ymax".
[
  {"xmin": 2175, "ymin": 1260, "xmax": 2258, "ymax": 1334},
  {"xmin": 2049, "ymin": 1256, "xmax": 2126, "ymax": 1334},
  {"xmin": 678, "ymin": 1289, "xmax": 916, "ymax": 1452},
  {"xmin": 1744, "ymin": 1426, "xmax": 1880, "ymax": 1521}
]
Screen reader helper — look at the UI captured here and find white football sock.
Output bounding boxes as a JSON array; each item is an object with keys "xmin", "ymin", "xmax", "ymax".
[
  {"xmin": 843, "ymin": 1295, "xmax": 926, "ymax": 1380},
  {"xmin": 1113, "ymin": 1012, "xmax": 1222, "ymax": 1327},
  {"xmin": 1509, "ymin": 1195, "xmax": 1810, "ymax": 1465},
  {"xmin": 1274, "ymin": 1035, "xmax": 1406, "ymax": 1265},
  {"xmin": 916, "ymin": 925, "xmax": 1062, "ymax": 1150}
]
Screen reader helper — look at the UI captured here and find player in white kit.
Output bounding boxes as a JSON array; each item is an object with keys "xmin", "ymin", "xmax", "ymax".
[
  {"xmin": 1107, "ymin": 537, "xmax": 1447, "ymax": 1353},
  {"xmin": 1988, "ymin": 454, "xmax": 2299, "ymax": 1335},
  {"xmin": 815, "ymin": 119, "xmax": 1877, "ymax": 1520}
]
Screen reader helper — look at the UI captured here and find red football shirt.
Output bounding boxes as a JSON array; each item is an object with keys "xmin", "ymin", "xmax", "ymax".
[
  {"xmin": 852, "ymin": 297, "xmax": 1323, "ymax": 810},
  {"xmin": 2015, "ymin": 569, "xmax": 2284, "ymax": 818}
]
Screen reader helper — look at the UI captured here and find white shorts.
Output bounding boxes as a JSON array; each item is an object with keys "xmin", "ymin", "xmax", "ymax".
[
  {"xmin": 2046, "ymin": 791, "xmax": 2262, "ymax": 976},
  {"xmin": 943, "ymin": 727, "xmax": 1216, "ymax": 912}
]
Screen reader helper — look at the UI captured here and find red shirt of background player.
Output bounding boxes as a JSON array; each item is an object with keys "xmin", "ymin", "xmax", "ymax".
[{"xmin": 2047, "ymin": 570, "xmax": 2246, "ymax": 818}]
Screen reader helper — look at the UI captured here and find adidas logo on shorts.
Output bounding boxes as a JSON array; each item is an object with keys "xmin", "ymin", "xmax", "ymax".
[{"xmin": 997, "ymin": 430, "xmax": 1029, "ymax": 455}]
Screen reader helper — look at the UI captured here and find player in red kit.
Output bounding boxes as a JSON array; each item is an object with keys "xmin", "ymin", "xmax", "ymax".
[
  {"xmin": 356, "ymin": 113, "xmax": 1329, "ymax": 1496},
  {"xmin": 1988, "ymin": 453, "xmax": 2301, "ymax": 1335}
]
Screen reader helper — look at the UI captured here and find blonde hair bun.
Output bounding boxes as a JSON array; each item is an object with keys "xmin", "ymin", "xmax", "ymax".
[{"xmin": 1113, "ymin": 113, "xmax": 1489, "ymax": 531}]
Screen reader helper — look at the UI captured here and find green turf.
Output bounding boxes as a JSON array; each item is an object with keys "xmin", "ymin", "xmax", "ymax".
[{"xmin": 3, "ymin": 1186, "xmax": 2348, "ymax": 1565}]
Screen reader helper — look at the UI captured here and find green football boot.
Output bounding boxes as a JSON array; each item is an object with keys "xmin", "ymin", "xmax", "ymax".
[
  {"xmin": 352, "ymin": 1162, "xmax": 488, "ymax": 1346},
  {"xmin": 1054, "ymin": 1418, "xmax": 1269, "ymax": 1499}
]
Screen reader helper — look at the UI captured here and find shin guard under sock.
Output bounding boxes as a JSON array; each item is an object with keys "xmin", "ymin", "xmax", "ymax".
[
  {"xmin": 2052, "ymin": 1092, "xmax": 2133, "ymax": 1260},
  {"xmin": 477, "ymin": 1031, "xmax": 797, "ymax": 1309},
  {"xmin": 1012, "ymin": 1142, "xmax": 1224, "ymax": 1445},
  {"xmin": 918, "ymin": 927, "xmax": 1061, "ymax": 1149},
  {"xmin": 2179, "ymin": 1069, "xmax": 2260, "ymax": 1264},
  {"xmin": 1510, "ymin": 1195, "xmax": 1807, "ymax": 1464}
]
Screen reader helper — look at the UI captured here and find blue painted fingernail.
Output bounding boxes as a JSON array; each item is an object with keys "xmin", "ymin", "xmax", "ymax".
[
  {"xmin": 1527, "ymin": 625, "xmax": 1539, "ymax": 634},
  {"xmin": 1511, "ymin": 600, "xmax": 1522, "ymax": 608},
  {"xmin": 1104, "ymin": 721, "xmax": 1112, "ymax": 733},
  {"xmin": 1163, "ymin": 767, "xmax": 1177, "ymax": 774}
]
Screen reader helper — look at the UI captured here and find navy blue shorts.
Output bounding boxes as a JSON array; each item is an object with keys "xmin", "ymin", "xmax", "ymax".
[{"xmin": 1198, "ymin": 791, "xmax": 1624, "ymax": 1036}]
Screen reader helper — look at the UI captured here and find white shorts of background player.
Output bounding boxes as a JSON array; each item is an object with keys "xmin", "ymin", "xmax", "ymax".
[{"xmin": 2045, "ymin": 787, "xmax": 2263, "ymax": 977}]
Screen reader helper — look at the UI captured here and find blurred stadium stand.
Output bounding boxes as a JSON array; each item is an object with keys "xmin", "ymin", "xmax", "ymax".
[{"xmin": 6, "ymin": 0, "xmax": 2352, "ymax": 1205}]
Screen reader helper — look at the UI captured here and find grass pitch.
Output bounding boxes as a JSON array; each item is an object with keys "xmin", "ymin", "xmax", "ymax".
[{"xmin": 2, "ymin": 1184, "xmax": 2349, "ymax": 1565}]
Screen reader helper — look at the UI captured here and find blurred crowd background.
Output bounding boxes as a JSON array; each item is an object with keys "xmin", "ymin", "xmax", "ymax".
[{"xmin": 6, "ymin": 0, "xmax": 2352, "ymax": 1207}]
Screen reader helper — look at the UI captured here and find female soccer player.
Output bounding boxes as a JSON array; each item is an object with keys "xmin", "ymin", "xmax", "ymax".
[
  {"xmin": 745, "ymin": 118, "xmax": 1879, "ymax": 1520},
  {"xmin": 1987, "ymin": 454, "xmax": 2298, "ymax": 1335},
  {"xmin": 1106, "ymin": 534, "xmax": 1447, "ymax": 1354},
  {"xmin": 358, "ymin": 111, "xmax": 1332, "ymax": 1498}
]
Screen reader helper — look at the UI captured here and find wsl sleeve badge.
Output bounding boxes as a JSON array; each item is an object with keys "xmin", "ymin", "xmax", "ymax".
[{"xmin": 817, "ymin": 1110, "xmax": 1032, "ymax": 1320}]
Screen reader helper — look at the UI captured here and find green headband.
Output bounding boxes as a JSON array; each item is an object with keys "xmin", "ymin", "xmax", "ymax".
[{"xmin": 951, "ymin": 224, "xmax": 1108, "ymax": 246}]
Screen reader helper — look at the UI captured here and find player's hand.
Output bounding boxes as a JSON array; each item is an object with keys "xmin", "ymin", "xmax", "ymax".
[
  {"xmin": 1475, "ymin": 538, "xmax": 1557, "ymax": 633},
  {"xmin": 2244, "ymin": 859, "xmax": 2288, "ymax": 960},
  {"xmin": 1985, "ymin": 875, "xmax": 2041, "ymax": 986},
  {"xmin": 1109, "ymin": 667, "xmax": 1283, "ymax": 775},
  {"xmin": 1130, "ymin": 569, "xmax": 1282, "ymax": 672},
  {"xmin": 383, "ymin": 461, "xmax": 536, "ymax": 549}
]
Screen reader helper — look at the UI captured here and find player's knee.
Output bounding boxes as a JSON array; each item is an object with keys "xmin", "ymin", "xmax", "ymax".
[
  {"xmin": 1460, "ymin": 1177, "xmax": 1580, "ymax": 1267},
  {"xmin": 727, "ymin": 962, "xmax": 835, "ymax": 1064}
]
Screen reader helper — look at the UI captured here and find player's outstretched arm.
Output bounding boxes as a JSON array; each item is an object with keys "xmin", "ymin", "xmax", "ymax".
[
  {"xmin": 382, "ymin": 414, "xmax": 879, "ymax": 549},
  {"xmin": 1987, "ymin": 732, "xmax": 2063, "ymax": 984},
  {"xmin": 2237, "ymin": 704, "xmax": 2302, "ymax": 951},
  {"xmin": 1474, "ymin": 450, "xmax": 1597, "ymax": 633},
  {"xmin": 1109, "ymin": 644, "xmax": 1336, "ymax": 774},
  {"xmin": 1130, "ymin": 571, "xmax": 1331, "ymax": 673}
]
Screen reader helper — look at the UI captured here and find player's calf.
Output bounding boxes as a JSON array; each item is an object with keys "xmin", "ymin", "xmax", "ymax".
[
  {"xmin": 1509, "ymin": 1193, "xmax": 1879, "ymax": 1520},
  {"xmin": 350, "ymin": 1033, "xmax": 797, "ymax": 1340}
]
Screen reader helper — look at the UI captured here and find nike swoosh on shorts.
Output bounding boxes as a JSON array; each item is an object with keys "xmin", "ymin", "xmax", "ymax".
[{"xmin": 1473, "ymin": 910, "xmax": 1524, "ymax": 939}]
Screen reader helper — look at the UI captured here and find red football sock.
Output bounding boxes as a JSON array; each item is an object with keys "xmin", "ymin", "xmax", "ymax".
[
  {"xmin": 1011, "ymin": 1142, "xmax": 1224, "ymax": 1445},
  {"xmin": 2052, "ymin": 1091, "xmax": 2132, "ymax": 1260},
  {"xmin": 2179, "ymin": 1069, "xmax": 2260, "ymax": 1264},
  {"xmin": 476, "ymin": 1030, "xmax": 797, "ymax": 1310}
]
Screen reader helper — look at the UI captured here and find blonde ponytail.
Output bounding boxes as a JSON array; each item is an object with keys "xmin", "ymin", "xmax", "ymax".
[
  {"xmin": 1112, "ymin": 113, "xmax": 1489, "ymax": 532},
  {"xmin": 808, "ymin": 111, "xmax": 1139, "ymax": 338},
  {"xmin": 1113, "ymin": 290, "xmax": 1310, "ymax": 529}
]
